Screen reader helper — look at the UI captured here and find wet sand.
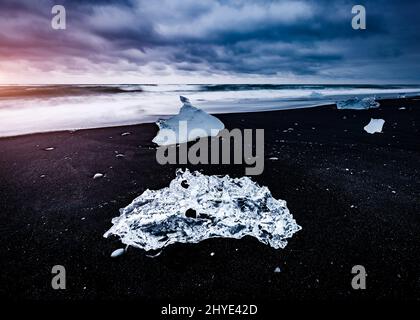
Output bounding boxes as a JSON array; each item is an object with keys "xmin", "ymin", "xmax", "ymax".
[{"xmin": 0, "ymin": 98, "xmax": 419, "ymax": 306}]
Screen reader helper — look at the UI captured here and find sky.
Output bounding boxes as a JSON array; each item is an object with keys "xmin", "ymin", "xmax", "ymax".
[{"xmin": 0, "ymin": 0, "xmax": 419, "ymax": 84}]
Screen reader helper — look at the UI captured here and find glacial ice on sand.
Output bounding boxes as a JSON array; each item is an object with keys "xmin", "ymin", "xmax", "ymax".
[
  {"xmin": 336, "ymin": 96, "xmax": 380, "ymax": 110},
  {"xmin": 364, "ymin": 118, "xmax": 385, "ymax": 134},
  {"xmin": 152, "ymin": 96, "xmax": 225, "ymax": 146},
  {"xmin": 104, "ymin": 169, "xmax": 301, "ymax": 251}
]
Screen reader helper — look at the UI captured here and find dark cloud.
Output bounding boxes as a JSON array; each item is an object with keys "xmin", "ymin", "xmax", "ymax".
[{"xmin": 0, "ymin": 0, "xmax": 419, "ymax": 82}]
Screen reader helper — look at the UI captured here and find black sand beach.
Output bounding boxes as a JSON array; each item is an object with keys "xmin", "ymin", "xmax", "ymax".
[{"xmin": 0, "ymin": 98, "xmax": 419, "ymax": 306}]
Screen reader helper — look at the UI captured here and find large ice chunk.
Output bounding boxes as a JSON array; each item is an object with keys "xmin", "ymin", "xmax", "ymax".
[
  {"xmin": 336, "ymin": 96, "xmax": 380, "ymax": 110},
  {"xmin": 364, "ymin": 118, "xmax": 385, "ymax": 134},
  {"xmin": 104, "ymin": 169, "xmax": 301, "ymax": 251},
  {"xmin": 152, "ymin": 96, "xmax": 225, "ymax": 146}
]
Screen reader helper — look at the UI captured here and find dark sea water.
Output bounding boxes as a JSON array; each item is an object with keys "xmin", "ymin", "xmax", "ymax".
[{"xmin": 0, "ymin": 84, "xmax": 419, "ymax": 137}]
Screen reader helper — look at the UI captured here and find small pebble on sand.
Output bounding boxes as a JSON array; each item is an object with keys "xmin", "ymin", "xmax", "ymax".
[{"xmin": 111, "ymin": 248, "xmax": 125, "ymax": 258}]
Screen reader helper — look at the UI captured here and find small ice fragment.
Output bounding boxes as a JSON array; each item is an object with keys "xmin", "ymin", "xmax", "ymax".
[
  {"xmin": 392, "ymin": 190, "xmax": 396, "ymax": 194},
  {"xmin": 152, "ymin": 96, "xmax": 225, "ymax": 146},
  {"xmin": 93, "ymin": 173, "xmax": 104, "ymax": 179},
  {"xmin": 364, "ymin": 118, "xmax": 385, "ymax": 134},
  {"xmin": 121, "ymin": 132, "xmax": 131, "ymax": 136},
  {"xmin": 116, "ymin": 154, "xmax": 125, "ymax": 158},
  {"xmin": 110, "ymin": 248, "xmax": 125, "ymax": 258},
  {"xmin": 269, "ymin": 157, "xmax": 279, "ymax": 160},
  {"xmin": 210, "ymin": 252, "xmax": 215, "ymax": 256},
  {"xmin": 146, "ymin": 251, "xmax": 162, "ymax": 258},
  {"xmin": 44, "ymin": 147, "xmax": 55, "ymax": 151},
  {"xmin": 398, "ymin": 107, "xmax": 406, "ymax": 110},
  {"xmin": 274, "ymin": 267, "xmax": 281, "ymax": 273}
]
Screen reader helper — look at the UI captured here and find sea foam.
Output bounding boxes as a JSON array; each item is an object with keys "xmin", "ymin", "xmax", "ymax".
[{"xmin": 1, "ymin": 85, "xmax": 420, "ymax": 138}]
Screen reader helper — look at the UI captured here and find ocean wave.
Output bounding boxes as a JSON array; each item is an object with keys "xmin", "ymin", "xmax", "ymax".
[
  {"xmin": 0, "ymin": 84, "xmax": 419, "ymax": 137},
  {"xmin": 197, "ymin": 84, "xmax": 419, "ymax": 92},
  {"xmin": 0, "ymin": 85, "xmax": 144, "ymax": 99}
]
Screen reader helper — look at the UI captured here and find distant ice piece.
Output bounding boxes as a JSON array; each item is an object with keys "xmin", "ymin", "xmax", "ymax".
[
  {"xmin": 93, "ymin": 173, "xmax": 104, "ymax": 179},
  {"xmin": 152, "ymin": 96, "xmax": 225, "ymax": 146},
  {"xmin": 309, "ymin": 91, "xmax": 323, "ymax": 98},
  {"xmin": 336, "ymin": 97, "xmax": 380, "ymax": 110},
  {"xmin": 104, "ymin": 169, "xmax": 301, "ymax": 251},
  {"xmin": 364, "ymin": 118, "xmax": 385, "ymax": 134}
]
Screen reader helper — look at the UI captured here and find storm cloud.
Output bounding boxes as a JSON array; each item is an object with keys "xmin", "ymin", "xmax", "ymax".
[{"xmin": 0, "ymin": 0, "xmax": 419, "ymax": 83}]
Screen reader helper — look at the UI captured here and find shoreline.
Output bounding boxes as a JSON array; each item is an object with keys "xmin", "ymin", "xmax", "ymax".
[
  {"xmin": 0, "ymin": 98, "xmax": 419, "ymax": 301},
  {"xmin": 1, "ymin": 95, "xmax": 420, "ymax": 140}
]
